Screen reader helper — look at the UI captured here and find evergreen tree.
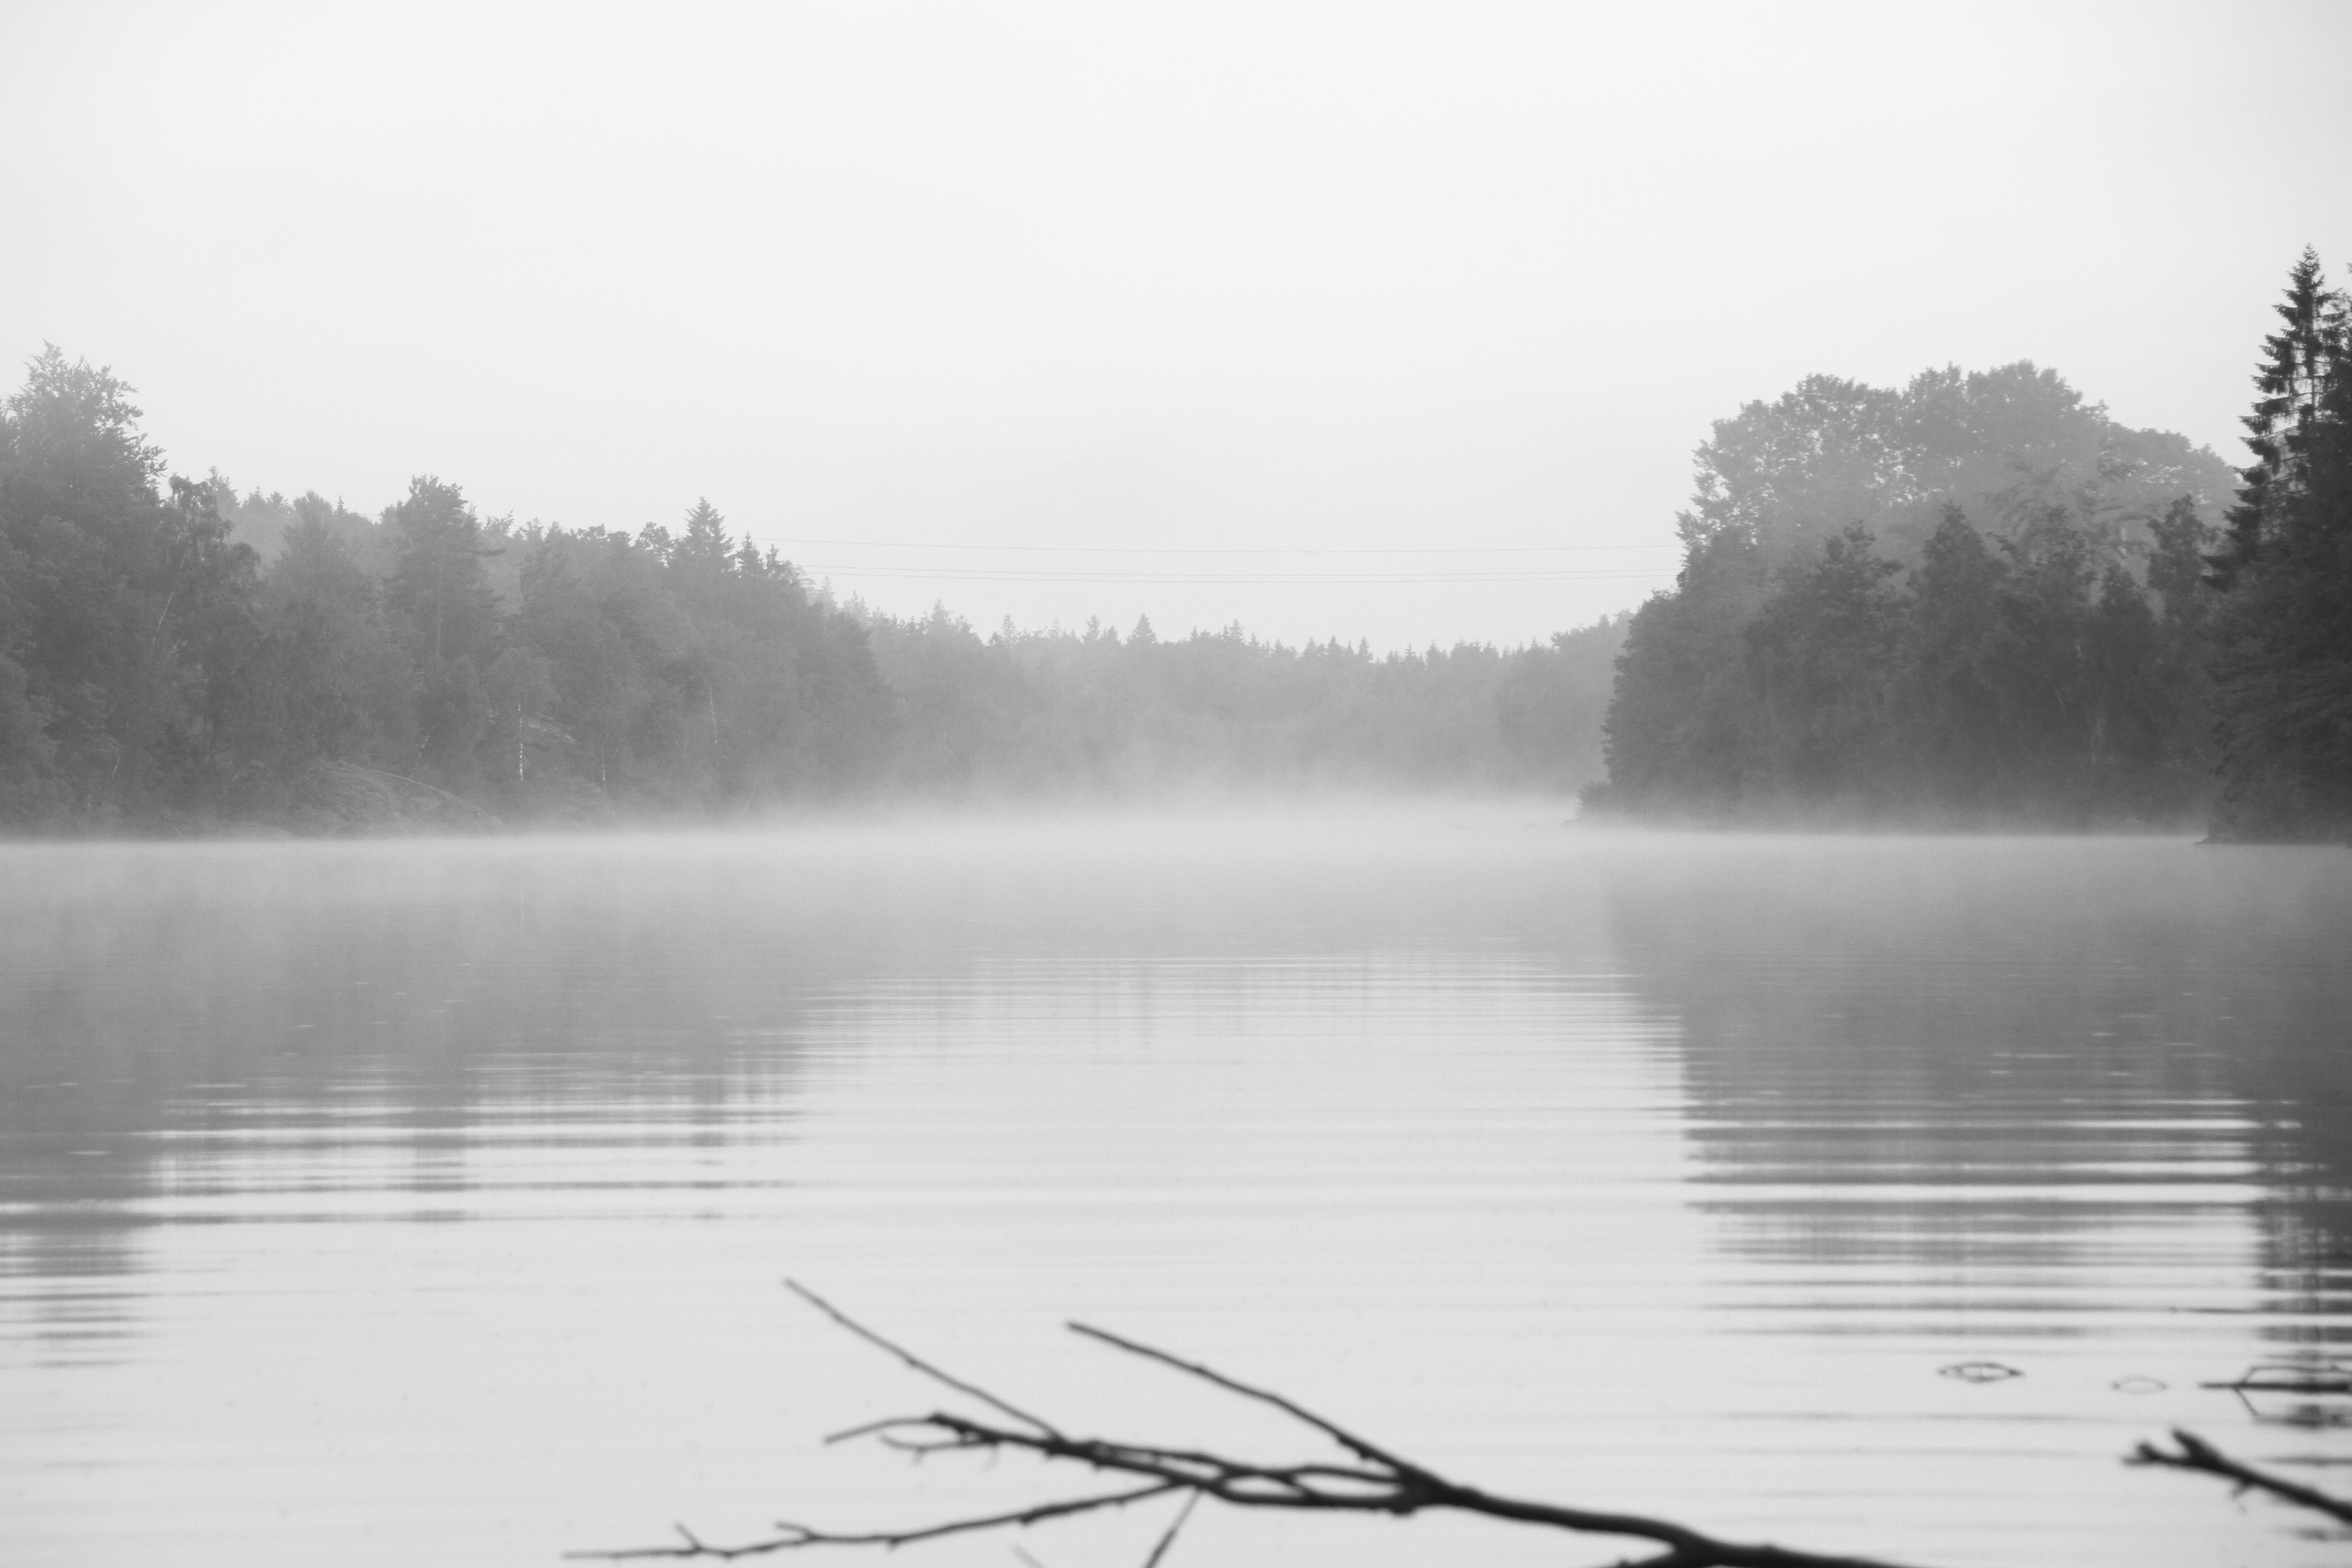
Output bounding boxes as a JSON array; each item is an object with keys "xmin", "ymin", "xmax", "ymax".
[
  {"xmin": 1744, "ymin": 525, "xmax": 1904, "ymax": 803},
  {"xmin": 385, "ymin": 476, "xmax": 505, "ymax": 784},
  {"xmin": 676, "ymin": 498, "xmax": 732, "ymax": 576},
  {"xmin": 1597, "ymin": 531, "xmax": 1772, "ymax": 812},
  {"xmin": 387, "ymin": 476, "xmax": 502, "ymax": 665},
  {"xmin": 2208, "ymin": 252, "xmax": 2352, "ymax": 839},
  {"xmin": 2211, "ymin": 249, "xmax": 2344, "ymax": 587}
]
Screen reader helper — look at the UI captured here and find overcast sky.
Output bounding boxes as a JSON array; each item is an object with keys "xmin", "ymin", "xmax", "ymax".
[{"xmin": 4, "ymin": 1, "xmax": 2348, "ymax": 648}]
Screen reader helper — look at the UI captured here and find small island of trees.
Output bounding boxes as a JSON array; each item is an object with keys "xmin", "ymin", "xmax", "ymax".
[{"xmin": 1592, "ymin": 250, "xmax": 2352, "ymax": 841}]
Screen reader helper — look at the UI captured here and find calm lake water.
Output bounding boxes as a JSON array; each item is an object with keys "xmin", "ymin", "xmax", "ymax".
[{"xmin": 3, "ymin": 817, "xmax": 2349, "ymax": 1568}]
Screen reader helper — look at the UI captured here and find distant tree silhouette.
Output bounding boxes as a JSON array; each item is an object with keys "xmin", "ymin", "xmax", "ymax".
[
  {"xmin": 0, "ymin": 347, "xmax": 260, "ymax": 820},
  {"xmin": 1594, "ymin": 361, "xmax": 2239, "ymax": 826}
]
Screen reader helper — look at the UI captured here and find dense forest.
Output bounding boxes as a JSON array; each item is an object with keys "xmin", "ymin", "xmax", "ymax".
[
  {"xmin": 0, "ymin": 363, "xmax": 1618, "ymax": 830},
  {"xmin": 1590, "ymin": 251, "xmax": 2352, "ymax": 839},
  {"xmin": 3, "ymin": 254, "xmax": 2345, "ymax": 837}
]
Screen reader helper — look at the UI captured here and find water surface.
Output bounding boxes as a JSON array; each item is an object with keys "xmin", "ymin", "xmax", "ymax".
[{"xmin": 3, "ymin": 818, "xmax": 2347, "ymax": 1567}]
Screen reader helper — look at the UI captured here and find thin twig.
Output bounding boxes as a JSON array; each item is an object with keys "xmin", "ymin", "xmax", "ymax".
[
  {"xmin": 2128, "ymin": 1429, "xmax": 2352, "ymax": 1527},
  {"xmin": 1139, "ymin": 1490, "xmax": 1198, "ymax": 1568},
  {"xmin": 1067, "ymin": 1320, "xmax": 1428, "ymax": 1477},
  {"xmin": 571, "ymin": 1483, "xmax": 1180, "ymax": 1560},
  {"xmin": 785, "ymin": 1280, "xmax": 1061, "ymax": 1436}
]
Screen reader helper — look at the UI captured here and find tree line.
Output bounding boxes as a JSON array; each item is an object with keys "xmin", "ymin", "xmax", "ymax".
[
  {"xmin": 7, "ymin": 251, "xmax": 2342, "ymax": 837},
  {"xmin": 0, "ymin": 357, "xmax": 1617, "ymax": 830},
  {"xmin": 1590, "ymin": 251, "xmax": 2352, "ymax": 839}
]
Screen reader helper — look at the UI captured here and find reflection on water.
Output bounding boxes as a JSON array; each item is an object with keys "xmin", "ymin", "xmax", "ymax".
[
  {"xmin": 0, "ymin": 821, "xmax": 2347, "ymax": 1567},
  {"xmin": 1609, "ymin": 839, "xmax": 2352, "ymax": 1301}
]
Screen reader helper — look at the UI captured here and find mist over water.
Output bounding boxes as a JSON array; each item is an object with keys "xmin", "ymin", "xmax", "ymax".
[
  {"xmin": 2, "ymin": 816, "xmax": 2346, "ymax": 1568},
  {"xmin": 7, "ymin": 5, "xmax": 2352, "ymax": 1563}
]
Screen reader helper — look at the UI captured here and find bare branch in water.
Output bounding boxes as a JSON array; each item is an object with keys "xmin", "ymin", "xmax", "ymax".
[
  {"xmin": 2128, "ymin": 1429, "xmax": 2352, "ymax": 1527},
  {"xmin": 784, "ymin": 1279, "xmax": 1062, "ymax": 1438},
  {"xmin": 576, "ymin": 1289, "xmax": 1932, "ymax": 1568},
  {"xmin": 575, "ymin": 1484, "xmax": 1183, "ymax": 1561},
  {"xmin": 1138, "ymin": 1490, "xmax": 1197, "ymax": 1568},
  {"xmin": 1065, "ymin": 1319, "xmax": 1428, "ymax": 1478}
]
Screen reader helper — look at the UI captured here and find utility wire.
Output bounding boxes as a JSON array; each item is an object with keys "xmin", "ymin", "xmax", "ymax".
[
  {"xmin": 766, "ymin": 536, "xmax": 1674, "ymax": 557},
  {"xmin": 796, "ymin": 563, "xmax": 1672, "ymax": 585}
]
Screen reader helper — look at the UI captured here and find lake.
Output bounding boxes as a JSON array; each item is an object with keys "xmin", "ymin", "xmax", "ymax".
[{"xmin": 3, "ymin": 815, "xmax": 2348, "ymax": 1567}]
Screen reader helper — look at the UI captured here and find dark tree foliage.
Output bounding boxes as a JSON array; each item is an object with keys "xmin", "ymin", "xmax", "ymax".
[
  {"xmin": 0, "ymin": 354, "xmax": 1620, "ymax": 830},
  {"xmin": 1746, "ymin": 524, "xmax": 1905, "ymax": 800},
  {"xmin": 2205, "ymin": 250, "xmax": 2352, "ymax": 840},
  {"xmin": 1596, "ymin": 363, "xmax": 2233, "ymax": 825},
  {"xmin": 1898, "ymin": 504, "xmax": 2010, "ymax": 802},
  {"xmin": 511, "ymin": 518, "xmax": 894, "ymax": 807},
  {"xmin": 0, "ymin": 347, "xmax": 260, "ymax": 823},
  {"xmin": 1598, "ymin": 533, "xmax": 1773, "ymax": 813}
]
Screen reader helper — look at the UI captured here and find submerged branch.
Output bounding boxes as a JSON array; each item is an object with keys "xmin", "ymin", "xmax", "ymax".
[
  {"xmin": 2128, "ymin": 1429, "xmax": 2352, "ymax": 1528},
  {"xmin": 578, "ymin": 1288, "xmax": 1931, "ymax": 1568},
  {"xmin": 576, "ymin": 1483, "xmax": 1182, "ymax": 1560}
]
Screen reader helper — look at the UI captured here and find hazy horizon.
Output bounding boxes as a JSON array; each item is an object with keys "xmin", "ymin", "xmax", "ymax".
[
  {"xmin": 8, "ymin": 12, "xmax": 2352, "ymax": 1563},
  {"xmin": 6, "ymin": 0, "xmax": 2349, "ymax": 650}
]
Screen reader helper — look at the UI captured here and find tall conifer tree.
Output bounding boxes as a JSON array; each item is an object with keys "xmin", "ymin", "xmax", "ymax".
[
  {"xmin": 2208, "ymin": 251, "xmax": 2352, "ymax": 839},
  {"xmin": 2211, "ymin": 248, "xmax": 2347, "ymax": 587}
]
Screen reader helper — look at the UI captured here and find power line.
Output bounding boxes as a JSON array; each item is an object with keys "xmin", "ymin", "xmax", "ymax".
[
  {"xmin": 797, "ymin": 563, "xmax": 1672, "ymax": 585},
  {"xmin": 764, "ymin": 536, "xmax": 1674, "ymax": 558}
]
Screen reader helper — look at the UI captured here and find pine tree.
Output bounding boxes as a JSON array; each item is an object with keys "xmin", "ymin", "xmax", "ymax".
[
  {"xmin": 2208, "ymin": 252, "xmax": 2352, "ymax": 839},
  {"xmin": 2211, "ymin": 248, "xmax": 2346, "ymax": 587},
  {"xmin": 385, "ymin": 475, "xmax": 505, "ymax": 784},
  {"xmin": 387, "ymin": 476, "xmax": 502, "ymax": 665},
  {"xmin": 677, "ymin": 498, "xmax": 733, "ymax": 575}
]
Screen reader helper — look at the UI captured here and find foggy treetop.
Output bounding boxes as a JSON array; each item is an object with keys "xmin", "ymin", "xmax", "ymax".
[{"xmin": 1678, "ymin": 363, "xmax": 2234, "ymax": 565}]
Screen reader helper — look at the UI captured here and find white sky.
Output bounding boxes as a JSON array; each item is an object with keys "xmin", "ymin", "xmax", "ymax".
[{"xmin": 4, "ymin": 0, "xmax": 2348, "ymax": 649}]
